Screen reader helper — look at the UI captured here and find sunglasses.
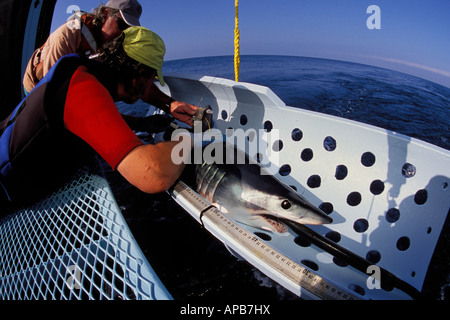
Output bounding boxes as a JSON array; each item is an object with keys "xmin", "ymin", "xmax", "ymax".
[{"xmin": 115, "ymin": 15, "xmax": 129, "ymax": 31}]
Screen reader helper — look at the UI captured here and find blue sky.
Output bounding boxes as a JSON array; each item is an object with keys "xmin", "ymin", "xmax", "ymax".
[{"xmin": 51, "ymin": 0, "xmax": 450, "ymax": 88}]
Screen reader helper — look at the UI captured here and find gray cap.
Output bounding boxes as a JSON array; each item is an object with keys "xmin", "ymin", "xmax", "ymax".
[{"xmin": 106, "ymin": 0, "xmax": 142, "ymax": 26}]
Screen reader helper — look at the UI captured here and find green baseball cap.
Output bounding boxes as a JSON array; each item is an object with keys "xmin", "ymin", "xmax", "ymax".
[{"xmin": 122, "ymin": 26, "xmax": 166, "ymax": 86}]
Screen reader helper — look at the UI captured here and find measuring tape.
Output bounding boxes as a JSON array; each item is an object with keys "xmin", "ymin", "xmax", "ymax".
[{"xmin": 172, "ymin": 181, "xmax": 362, "ymax": 300}]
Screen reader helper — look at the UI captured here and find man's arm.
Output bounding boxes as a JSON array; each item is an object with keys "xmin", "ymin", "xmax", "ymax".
[
  {"xmin": 65, "ymin": 66, "xmax": 192, "ymax": 195},
  {"xmin": 141, "ymin": 81, "xmax": 197, "ymax": 127},
  {"xmin": 117, "ymin": 139, "xmax": 191, "ymax": 194}
]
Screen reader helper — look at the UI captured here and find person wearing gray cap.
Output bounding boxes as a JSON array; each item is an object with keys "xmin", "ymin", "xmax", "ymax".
[
  {"xmin": 106, "ymin": 0, "xmax": 142, "ymax": 27},
  {"xmin": 23, "ymin": 0, "xmax": 142, "ymax": 94}
]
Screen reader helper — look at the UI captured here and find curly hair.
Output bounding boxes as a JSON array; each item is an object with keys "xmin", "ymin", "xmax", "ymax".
[
  {"xmin": 97, "ymin": 33, "xmax": 156, "ymax": 88},
  {"xmin": 91, "ymin": 5, "xmax": 120, "ymax": 28}
]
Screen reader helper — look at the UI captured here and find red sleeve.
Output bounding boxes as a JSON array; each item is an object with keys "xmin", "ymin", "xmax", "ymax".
[{"xmin": 64, "ymin": 66, "xmax": 144, "ymax": 170}]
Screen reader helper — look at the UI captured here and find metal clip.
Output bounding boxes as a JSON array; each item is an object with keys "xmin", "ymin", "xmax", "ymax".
[{"xmin": 192, "ymin": 105, "xmax": 213, "ymax": 131}]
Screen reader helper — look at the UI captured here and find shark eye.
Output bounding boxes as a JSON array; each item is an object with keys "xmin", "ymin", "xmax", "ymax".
[{"xmin": 281, "ymin": 200, "xmax": 291, "ymax": 210}]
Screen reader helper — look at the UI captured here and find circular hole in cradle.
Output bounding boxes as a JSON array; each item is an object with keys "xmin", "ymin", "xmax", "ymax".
[
  {"xmin": 353, "ymin": 218, "xmax": 369, "ymax": 233},
  {"xmin": 349, "ymin": 284, "xmax": 365, "ymax": 296},
  {"xmin": 255, "ymin": 153, "xmax": 264, "ymax": 163},
  {"xmin": 323, "ymin": 136, "xmax": 337, "ymax": 151},
  {"xmin": 263, "ymin": 121, "xmax": 273, "ymax": 133},
  {"xmin": 272, "ymin": 140, "xmax": 283, "ymax": 152},
  {"xmin": 414, "ymin": 189, "xmax": 428, "ymax": 205},
  {"xmin": 381, "ymin": 281, "xmax": 394, "ymax": 292},
  {"xmin": 294, "ymin": 235, "xmax": 311, "ymax": 247},
  {"xmin": 361, "ymin": 152, "xmax": 376, "ymax": 167},
  {"xmin": 370, "ymin": 180, "xmax": 385, "ymax": 195},
  {"xmin": 325, "ymin": 231, "xmax": 341, "ymax": 243},
  {"xmin": 301, "ymin": 259, "xmax": 319, "ymax": 271},
  {"xmin": 307, "ymin": 175, "xmax": 321, "ymax": 188},
  {"xmin": 443, "ymin": 182, "xmax": 448, "ymax": 190},
  {"xmin": 254, "ymin": 232, "xmax": 272, "ymax": 241},
  {"xmin": 221, "ymin": 110, "xmax": 228, "ymax": 120},
  {"xmin": 246, "ymin": 130, "xmax": 256, "ymax": 142},
  {"xmin": 396, "ymin": 236, "xmax": 410, "ymax": 251},
  {"xmin": 240, "ymin": 114, "xmax": 248, "ymax": 125},
  {"xmin": 333, "ymin": 257, "xmax": 348, "ymax": 267},
  {"xmin": 335, "ymin": 165, "xmax": 348, "ymax": 180},
  {"xmin": 427, "ymin": 227, "xmax": 432, "ymax": 234},
  {"xmin": 347, "ymin": 192, "xmax": 362, "ymax": 206},
  {"xmin": 279, "ymin": 164, "xmax": 291, "ymax": 177},
  {"xmin": 366, "ymin": 250, "xmax": 381, "ymax": 264},
  {"xmin": 291, "ymin": 128, "xmax": 303, "ymax": 142},
  {"xmin": 402, "ymin": 163, "xmax": 416, "ymax": 178},
  {"xmin": 319, "ymin": 202, "xmax": 334, "ymax": 215},
  {"xmin": 385, "ymin": 208, "xmax": 400, "ymax": 223},
  {"xmin": 301, "ymin": 148, "xmax": 314, "ymax": 162}
]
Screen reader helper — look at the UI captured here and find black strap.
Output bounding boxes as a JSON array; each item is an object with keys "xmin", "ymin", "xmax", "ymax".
[{"xmin": 199, "ymin": 205, "xmax": 216, "ymax": 229}]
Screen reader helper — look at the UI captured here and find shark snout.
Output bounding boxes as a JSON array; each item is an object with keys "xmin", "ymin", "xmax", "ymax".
[{"xmin": 295, "ymin": 210, "xmax": 333, "ymax": 225}]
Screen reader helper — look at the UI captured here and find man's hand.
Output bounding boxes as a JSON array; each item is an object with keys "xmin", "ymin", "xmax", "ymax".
[{"xmin": 169, "ymin": 101, "xmax": 198, "ymax": 127}]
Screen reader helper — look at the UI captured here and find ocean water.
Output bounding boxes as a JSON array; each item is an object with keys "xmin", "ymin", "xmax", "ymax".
[
  {"xmin": 115, "ymin": 56, "xmax": 449, "ymax": 300},
  {"xmin": 162, "ymin": 55, "xmax": 450, "ymax": 150}
]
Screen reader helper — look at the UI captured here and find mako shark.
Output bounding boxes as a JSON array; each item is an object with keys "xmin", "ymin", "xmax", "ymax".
[{"xmin": 194, "ymin": 142, "xmax": 332, "ymax": 233}]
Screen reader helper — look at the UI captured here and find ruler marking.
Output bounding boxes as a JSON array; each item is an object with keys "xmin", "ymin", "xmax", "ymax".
[{"xmin": 174, "ymin": 182, "xmax": 360, "ymax": 300}]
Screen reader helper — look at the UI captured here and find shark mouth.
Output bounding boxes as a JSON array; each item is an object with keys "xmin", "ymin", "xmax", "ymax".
[{"xmin": 261, "ymin": 215, "xmax": 288, "ymax": 233}]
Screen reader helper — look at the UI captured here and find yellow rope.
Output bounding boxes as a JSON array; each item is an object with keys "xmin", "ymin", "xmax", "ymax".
[{"xmin": 234, "ymin": 0, "xmax": 240, "ymax": 82}]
